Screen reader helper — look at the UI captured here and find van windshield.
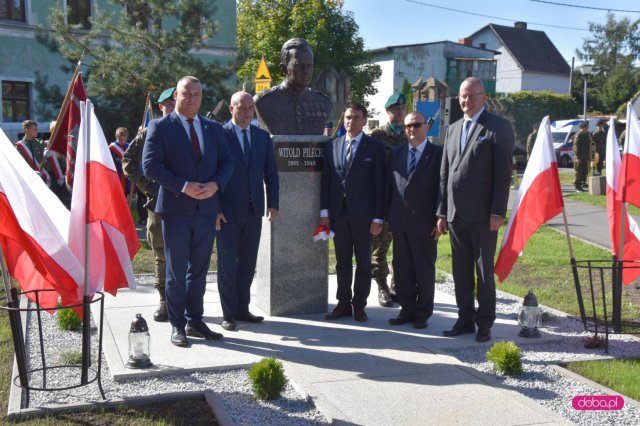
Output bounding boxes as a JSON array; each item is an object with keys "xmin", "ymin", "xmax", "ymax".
[{"xmin": 552, "ymin": 132, "xmax": 568, "ymax": 144}]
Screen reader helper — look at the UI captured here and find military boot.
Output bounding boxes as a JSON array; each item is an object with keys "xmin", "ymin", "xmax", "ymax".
[
  {"xmin": 377, "ymin": 281, "xmax": 394, "ymax": 307},
  {"xmin": 154, "ymin": 288, "xmax": 168, "ymax": 322}
]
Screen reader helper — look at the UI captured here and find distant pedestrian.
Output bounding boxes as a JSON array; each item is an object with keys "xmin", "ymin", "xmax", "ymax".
[
  {"xmin": 592, "ymin": 119, "xmax": 606, "ymax": 176},
  {"xmin": 573, "ymin": 121, "xmax": 593, "ymax": 192},
  {"xmin": 110, "ymin": 127, "xmax": 130, "ymax": 195},
  {"xmin": 526, "ymin": 122, "xmax": 539, "ymax": 161}
]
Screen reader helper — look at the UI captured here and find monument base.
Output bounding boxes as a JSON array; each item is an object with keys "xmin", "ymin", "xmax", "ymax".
[
  {"xmin": 589, "ymin": 175, "xmax": 606, "ymax": 195},
  {"xmin": 256, "ymin": 135, "xmax": 330, "ymax": 316}
]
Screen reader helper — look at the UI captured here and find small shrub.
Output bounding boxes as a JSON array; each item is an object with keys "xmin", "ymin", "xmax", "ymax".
[
  {"xmin": 248, "ymin": 357, "xmax": 287, "ymax": 400},
  {"xmin": 57, "ymin": 308, "xmax": 81, "ymax": 331},
  {"xmin": 58, "ymin": 349, "xmax": 83, "ymax": 365},
  {"xmin": 583, "ymin": 335, "xmax": 606, "ymax": 349},
  {"xmin": 486, "ymin": 341, "xmax": 523, "ymax": 376}
]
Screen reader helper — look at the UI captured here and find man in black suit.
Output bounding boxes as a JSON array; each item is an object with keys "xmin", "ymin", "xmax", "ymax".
[
  {"xmin": 387, "ymin": 112, "xmax": 442, "ymax": 329},
  {"xmin": 320, "ymin": 103, "xmax": 385, "ymax": 322},
  {"xmin": 216, "ymin": 91, "xmax": 279, "ymax": 331},
  {"xmin": 143, "ymin": 76, "xmax": 234, "ymax": 347},
  {"xmin": 437, "ymin": 77, "xmax": 514, "ymax": 343}
]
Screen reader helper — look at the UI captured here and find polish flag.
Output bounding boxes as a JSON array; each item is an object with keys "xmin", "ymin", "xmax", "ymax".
[
  {"xmin": 68, "ymin": 100, "xmax": 139, "ymax": 297},
  {"xmin": 495, "ymin": 116, "xmax": 564, "ymax": 282},
  {"xmin": 618, "ymin": 101, "xmax": 640, "ymax": 209},
  {"xmin": 606, "ymin": 117, "xmax": 640, "ymax": 285},
  {"xmin": 0, "ymin": 129, "xmax": 83, "ymax": 309}
]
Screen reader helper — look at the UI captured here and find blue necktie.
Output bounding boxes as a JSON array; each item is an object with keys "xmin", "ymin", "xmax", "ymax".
[
  {"xmin": 460, "ymin": 120, "xmax": 472, "ymax": 152},
  {"xmin": 242, "ymin": 129, "xmax": 251, "ymax": 162},
  {"xmin": 408, "ymin": 147, "xmax": 417, "ymax": 178}
]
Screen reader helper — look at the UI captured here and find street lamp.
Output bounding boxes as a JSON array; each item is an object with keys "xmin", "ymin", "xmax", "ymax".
[{"xmin": 579, "ymin": 64, "xmax": 593, "ymax": 120}]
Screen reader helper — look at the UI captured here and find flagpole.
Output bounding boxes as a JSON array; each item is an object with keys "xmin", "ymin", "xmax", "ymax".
[
  {"xmin": 140, "ymin": 92, "xmax": 151, "ymax": 131},
  {"xmin": 81, "ymin": 100, "xmax": 92, "ymax": 384},
  {"xmin": 561, "ymin": 205, "xmax": 587, "ymax": 325},
  {"xmin": 332, "ymin": 111, "xmax": 345, "ymax": 138}
]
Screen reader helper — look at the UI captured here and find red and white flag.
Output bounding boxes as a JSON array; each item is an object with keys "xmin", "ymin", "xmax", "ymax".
[
  {"xmin": 495, "ymin": 116, "xmax": 564, "ymax": 281},
  {"xmin": 68, "ymin": 100, "xmax": 140, "ymax": 297},
  {"xmin": 606, "ymin": 117, "xmax": 640, "ymax": 284},
  {"xmin": 618, "ymin": 100, "xmax": 640, "ymax": 208},
  {"xmin": 0, "ymin": 129, "xmax": 83, "ymax": 309}
]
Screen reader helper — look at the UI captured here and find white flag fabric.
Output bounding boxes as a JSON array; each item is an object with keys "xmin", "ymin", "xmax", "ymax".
[{"xmin": 618, "ymin": 99, "xmax": 640, "ymax": 208}]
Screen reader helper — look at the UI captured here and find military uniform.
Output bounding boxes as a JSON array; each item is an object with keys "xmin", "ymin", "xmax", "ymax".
[
  {"xmin": 592, "ymin": 126, "xmax": 606, "ymax": 175},
  {"xmin": 254, "ymin": 83, "xmax": 332, "ymax": 135},
  {"xmin": 123, "ymin": 127, "xmax": 167, "ymax": 320},
  {"xmin": 573, "ymin": 127, "xmax": 594, "ymax": 190},
  {"xmin": 526, "ymin": 129, "xmax": 538, "ymax": 161}
]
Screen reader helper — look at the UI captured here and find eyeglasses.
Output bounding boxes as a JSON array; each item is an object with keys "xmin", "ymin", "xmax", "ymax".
[
  {"xmin": 405, "ymin": 122, "xmax": 426, "ymax": 129},
  {"xmin": 459, "ymin": 92, "xmax": 485, "ymax": 100}
]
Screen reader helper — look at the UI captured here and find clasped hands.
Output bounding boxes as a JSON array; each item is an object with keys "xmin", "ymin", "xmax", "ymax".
[{"xmin": 185, "ymin": 181, "xmax": 218, "ymax": 200}]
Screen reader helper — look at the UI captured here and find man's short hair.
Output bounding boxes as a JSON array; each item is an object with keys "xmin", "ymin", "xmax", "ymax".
[
  {"xmin": 280, "ymin": 38, "xmax": 312, "ymax": 67},
  {"xmin": 345, "ymin": 102, "xmax": 367, "ymax": 119},
  {"xmin": 177, "ymin": 76, "xmax": 200, "ymax": 88},
  {"xmin": 22, "ymin": 120, "xmax": 37, "ymax": 130},
  {"xmin": 115, "ymin": 127, "xmax": 129, "ymax": 138}
]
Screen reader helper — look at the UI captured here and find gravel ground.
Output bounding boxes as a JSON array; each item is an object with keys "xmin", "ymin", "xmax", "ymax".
[{"xmin": 14, "ymin": 274, "xmax": 640, "ymax": 425}]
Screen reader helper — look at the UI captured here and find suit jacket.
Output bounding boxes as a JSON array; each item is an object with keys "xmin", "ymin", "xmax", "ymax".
[
  {"xmin": 221, "ymin": 121, "xmax": 279, "ymax": 220},
  {"xmin": 320, "ymin": 134, "xmax": 385, "ymax": 221},
  {"xmin": 438, "ymin": 110, "xmax": 514, "ymax": 223},
  {"xmin": 142, "ymin": 111, "xmax": 233, "ymax": 218},
  {"xmin": 387, "ymin": 141, "xmax": 442, "ymax": 236}
]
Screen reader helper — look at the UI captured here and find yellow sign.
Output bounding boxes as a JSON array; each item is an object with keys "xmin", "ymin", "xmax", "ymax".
[
  {"xmin": 255, "ymin": 57, "xmax": 272, "ymax": 83},
  {"xmin": 255, "ymin": 82, "xmax": 271, "ymax": 94}
]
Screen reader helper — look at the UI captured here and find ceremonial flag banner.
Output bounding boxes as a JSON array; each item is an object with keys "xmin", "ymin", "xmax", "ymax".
[
  {"xmin": 495, "ymin": 116, "xmax": 564, "ymax": 282},
  {"xmin": 143, "ymin": 95, "xmax": 154, "ymax": 129},
  {"xmin": 606, "ymin": 117, "xmax": 640, "ymax": 285},
  {"xmin": 68, "ymin": 100, "xmax": 140, "ymax": 297},
  {"xmin": 618, "ymin": 101, "xmax": 640, "ymax": 208},
  {"xmin": 0, "ymin": 129, "xmax": 83, "ymax": 309}
]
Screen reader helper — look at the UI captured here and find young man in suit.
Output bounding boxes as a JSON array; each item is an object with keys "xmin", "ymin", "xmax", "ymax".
[
  {"xmin": 143, "ymin": 76, "xmax": 234, "ymax": 347},
  {"xmin": 437, "ymin": 77, "xmax": 514, "ymax": 343},
  {"xmin": 320, "ymin": 103, "xmax": 385, "ymax": 322},
  {"xmin": 216, "ymin": 91, "xmax": 279, "ymax": 331},
  {"xmin": 387, "ymin": 112, "xmax": 442, "ymax": 329}
]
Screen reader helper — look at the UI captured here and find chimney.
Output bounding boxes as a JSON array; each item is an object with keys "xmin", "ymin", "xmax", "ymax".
[
  {"xmin": 514, "ymin": 21, "xmax": 527, "ymax": 29},
  {"xmin": 458, "ymin": 37, "xmax": 473, "ymax": 46}
]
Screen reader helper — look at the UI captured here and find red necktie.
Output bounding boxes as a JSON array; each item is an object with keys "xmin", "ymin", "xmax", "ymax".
[{"xmin": 187, "ymin": 118, "xmax": 202, "ymax": 162}]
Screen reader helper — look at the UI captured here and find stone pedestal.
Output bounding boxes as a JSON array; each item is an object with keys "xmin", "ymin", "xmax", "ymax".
[
  {"xmin": 256, "ymin": 135, "xmax": 330, "ymax": 316},
  {"xmin": 589, "ymin": 175, "xmax": 606, "ymax": 195}
]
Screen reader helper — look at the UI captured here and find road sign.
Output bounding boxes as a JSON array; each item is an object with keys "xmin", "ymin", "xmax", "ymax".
[
  {"xmin": 255, "ymin": 82, "xmax": 271, "ymax": 94},
  {"xmin": 255, "ymin": 57, "xmax": 272, "ymax": 83}
]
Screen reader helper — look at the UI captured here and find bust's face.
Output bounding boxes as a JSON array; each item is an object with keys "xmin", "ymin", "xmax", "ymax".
[{"xmin": 284, "ymin": 48, "xmax": 314, "ymax": 91}]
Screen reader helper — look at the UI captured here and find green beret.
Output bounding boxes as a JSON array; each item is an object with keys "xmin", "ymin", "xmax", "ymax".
[
  {"xmin": 385, "ymin": 93, "xmax": 406, "ymax": 109},
  {"xmin": 579, "ymin": 121, "xmax": 588, "ymax": 128},
  {"xmin": 157, "ymin": 88, "xmax": 176, "ymax": 104}
]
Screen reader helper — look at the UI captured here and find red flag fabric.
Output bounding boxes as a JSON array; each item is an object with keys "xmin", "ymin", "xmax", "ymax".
[
  {"xmin": 618, "ymin": 101, "xmax": 640, "ymax": 209},
  {"xmin": 606, "ymin": 117, "xmax": 640, "ymax": 285},
  {"xmin": 0, "ymin": 129, "xmax": 83, "ymax": 309},
  {"xmin": 68, "ymin": 100, "xmax": 139, "ymax": 297},
  {"xmin": 495, "ymin": 116, "xmax": 564, "ymax": 282}
]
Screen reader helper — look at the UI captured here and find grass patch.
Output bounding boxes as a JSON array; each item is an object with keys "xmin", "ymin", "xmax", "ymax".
[
  {"xmin": 565, "ymin": 192, "xmax": 640, "ymax": 216},
  {"xmin": 565, "ymin": 358, "xmax": 640, "ymax": 401}
]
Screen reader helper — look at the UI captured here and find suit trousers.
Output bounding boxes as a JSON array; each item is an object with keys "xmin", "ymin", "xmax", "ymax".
[
  {"xmin": 448, "ymin": 219, "xmax": 497, "ymax": 328},
  {"xmin": 162, "ymin": 210, "xmax": 216, "ymax": 330},
  {"xmin": 392, "ymin": 229, "xmax": 437, "ymax": 321},
  {"xmin": 332, "ymin": 206, "xmax": 373, "ymax": 310},
  {"xmin": 216, "ymin": 203, "xmax": 262, "ymax": 317},
  {"xmin": 146, "ymin": 209, "xmax": 165, "ymax": 291}
]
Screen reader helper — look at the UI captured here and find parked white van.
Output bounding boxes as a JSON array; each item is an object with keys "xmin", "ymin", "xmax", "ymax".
[{"xmin": 550, "ymin": 118, "xmax": 599, "ymax": 167}]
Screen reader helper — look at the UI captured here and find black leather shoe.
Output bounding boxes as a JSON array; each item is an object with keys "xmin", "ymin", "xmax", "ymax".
[
  {"xmin": 154, "ymin": 301, "xmax": 168, "ymax": 322},
  {"xmin": 221, "ymin": 316, "xmax": 236, "ymax": 331},
  {"xmin": 186, "ymin": 322, "xmax": 223, "ymax": 340},
  {"xmin": 413, "ymin": 319, "xmax": 428, "ymax": 329},
  {"xmin": 236, "ymin": 311, "xmax": 264, "ymax": 323},
  {"xmin": 388, "ymin": 315, "xmax": 412, "ymax": 326},
  {"xmin": 475, "ymin": 327, "xmax": 492, "ymax": 343},
  {"xmin": 378, "ymin": 289, "xmax": 394, "ymax": 307},
  {"xmin": 171, "ymin": 327, "xmax": 188, "ymax": 347},
  {"xmin": 354, "ymin": 308, "xmax": 368, "ymax": 322},
  {"xmin": 442, "ymin": 324, "xmax": 476, "ymax": 337},
  {"xmin": 325, "ymin": 304, "xmax": 352, "ymax": 320}
]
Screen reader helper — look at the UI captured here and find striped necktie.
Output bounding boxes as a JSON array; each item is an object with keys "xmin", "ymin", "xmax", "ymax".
[
  {"xmin": 408, "ymin": 147, "xmax": 417, "ymax": 178},
  {"xmin": 344, "ymin": 139, "xmax": 354, "ymax": 170}
]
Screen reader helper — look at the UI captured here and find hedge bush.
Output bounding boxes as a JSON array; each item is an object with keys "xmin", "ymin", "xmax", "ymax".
[
  {"xmin": 486, "ymin": 341, "xmax": 523, "ymax": 377},
  {"xmin": 248, "ymin": 357, "xmax": 288, "ymax": 400}
]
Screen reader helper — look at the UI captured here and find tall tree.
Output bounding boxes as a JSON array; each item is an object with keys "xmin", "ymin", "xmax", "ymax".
[
  {"xmin": 236, "ymin": 0, "xmax": 380, "ymax": 106},
  {"xmin": 576, "ymin": 12, "xmax": 640, "ymax": 113},
  {"xmin": 38, "ymin": 0, "xmax": 232, "ymax": 136}
]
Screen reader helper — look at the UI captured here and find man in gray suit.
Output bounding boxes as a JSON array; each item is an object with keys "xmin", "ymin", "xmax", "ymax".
[{"xmin": 436, "ymin": 77, "xmax": 514, "ymax": 343}]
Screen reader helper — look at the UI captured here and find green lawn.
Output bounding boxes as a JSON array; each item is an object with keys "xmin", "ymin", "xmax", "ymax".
[
  {"xmin": 564, "ymin": 192, "xmax": 640, "ymax": 216},
  {"xmin": 565, "ymin": 359, "xmax": 640, "ymax": 401}
]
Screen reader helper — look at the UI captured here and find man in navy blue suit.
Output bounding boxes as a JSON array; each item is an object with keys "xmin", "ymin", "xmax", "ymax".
[
  {"xmin": 320, "ymin": 103, "xmax": 385, "ymax": 322},
  {"xmin": 216, "ymin": 91, "xmax": 279, "ymax": 331},
  {"xmin": 143, "ymin": 76, "xmax": 233, "ymax": 347}
]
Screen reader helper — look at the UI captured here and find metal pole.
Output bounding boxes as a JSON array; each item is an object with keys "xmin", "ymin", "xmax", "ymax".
[
  {"xmin": 583, "ymin": 77, "xmax": 587, "ymax": 120},
  {"xmin": 81, "ymin": 100, "xmax": 92, "ymax": 384}
]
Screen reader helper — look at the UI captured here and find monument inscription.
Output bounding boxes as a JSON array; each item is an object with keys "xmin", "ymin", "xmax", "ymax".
[{"xmin": 275, "ymin": 141, "xmax": 325, "ymax": 172}]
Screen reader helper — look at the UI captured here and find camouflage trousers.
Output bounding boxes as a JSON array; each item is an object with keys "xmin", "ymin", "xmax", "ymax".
[
  {"xmin": 574, "ymin": 158, "xmax": 589, "ymax": 187},
  {"xmin": 371, "ymin": 222, "xmax": 394, "ymax": 291},
  {"xmin": 146, "ymin": 209, "xmax": 166, "ymax": 292}
]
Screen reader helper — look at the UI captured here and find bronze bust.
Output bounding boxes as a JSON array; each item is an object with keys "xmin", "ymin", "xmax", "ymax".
[{"xmin": 254, "ymin": 38, "xmax": 333, "ymax": 135}]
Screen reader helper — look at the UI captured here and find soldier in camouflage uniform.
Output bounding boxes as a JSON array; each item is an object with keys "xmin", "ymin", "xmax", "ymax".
[
  {"xmin": 123, "ymin": 88, "xmax": 175, "ymax": 322},
  {"xmin": 369, "ymin": 93, "xmax": 408, "ymax": 307},
  {"xmin": 592, "ymin": 119, "xmax": 606, "ymax": 176},
  {"xmin": 525, "ymin": 122, "xmax": 539, "ymax": 161},
  {"xmin": 573, "ymin": 121, "xmax": 594, "ymax": 192}
]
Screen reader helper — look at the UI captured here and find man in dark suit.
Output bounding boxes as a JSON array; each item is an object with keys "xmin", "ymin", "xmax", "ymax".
[
  {"xmin": 216, "ymin": 91, "xmax": 279, "ymax": 331},
  {"xmin": 437, "ymin": 77, "xmax": 514, "ymax": 343},
  {"xmin": 387, "ymin": 112, "xmax": 442, "ymax": 329},
  {"xmin": 143, "ymin": 76, "xmax": 234, "ymax": 347},
  {"xmin": 320, "ymin": 103, "xmax": 385, "ymax": 322}
]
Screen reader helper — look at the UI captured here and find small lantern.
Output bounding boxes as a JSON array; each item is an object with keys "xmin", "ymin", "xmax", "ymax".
[
  {"xmin": 126, "ymin": 313, "xmax": 152, "ymax": 369},
  {"xmin": 518, "ymin": 290, "xmax": 542, "ymax": 338}
]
